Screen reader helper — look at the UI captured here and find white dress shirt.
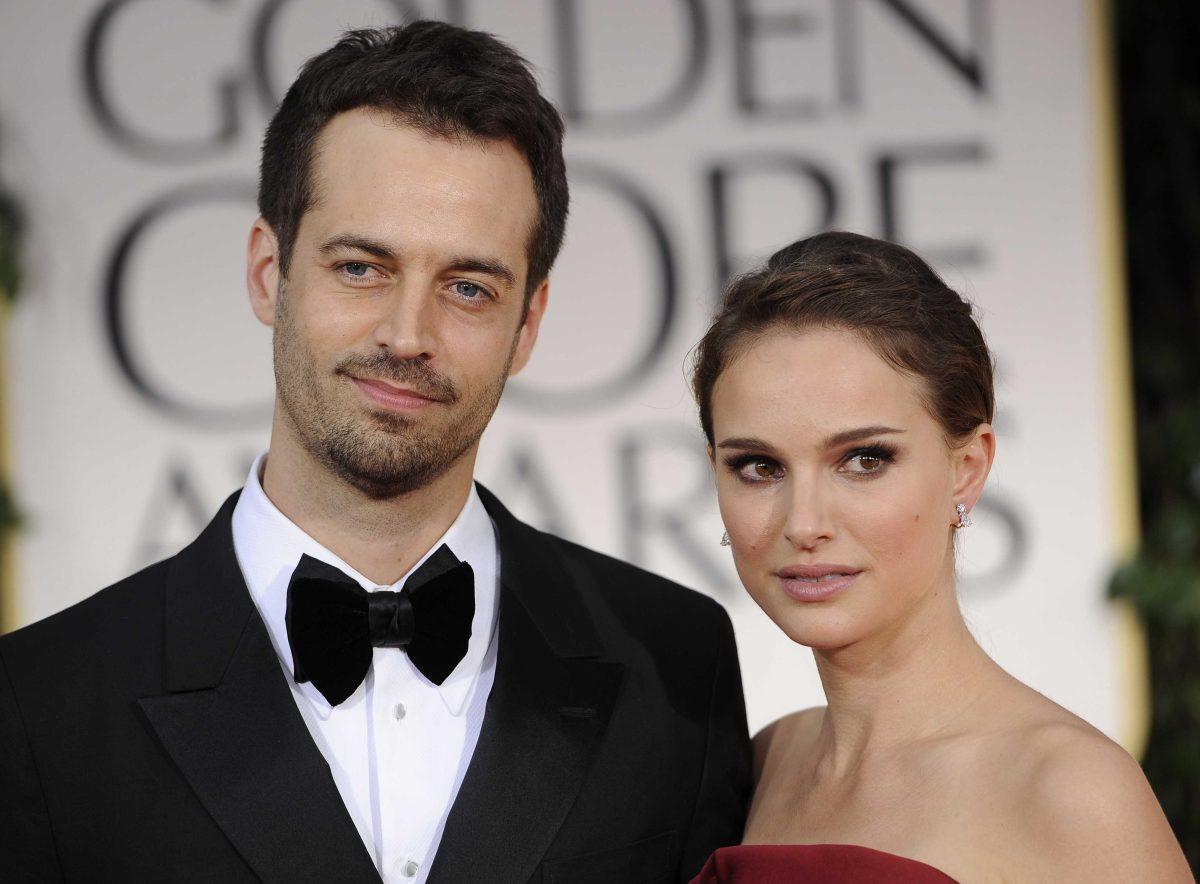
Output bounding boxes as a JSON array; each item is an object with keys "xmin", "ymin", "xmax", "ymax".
[{"xmin": 230, "ymin": 453, "xmax": 500, "ymax": 884}]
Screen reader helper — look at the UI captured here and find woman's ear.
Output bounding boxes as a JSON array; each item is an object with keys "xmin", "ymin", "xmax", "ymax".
[{"xmin": 951, "ymin": 423, "xmax": 996, "ymax": 519}]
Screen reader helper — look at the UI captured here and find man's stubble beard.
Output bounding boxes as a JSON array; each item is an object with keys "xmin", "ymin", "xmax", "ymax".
[{"xmin": 272, "ymin": 282, "xmax": 518, "ymax": 499}]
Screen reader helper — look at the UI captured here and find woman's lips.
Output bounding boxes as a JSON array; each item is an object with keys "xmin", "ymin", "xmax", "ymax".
[
  {"xmin": 351, "ymin": 377, "xmax": 440, "ymax": 412},
  {"xmin": 776, "ymin": 565, "xmax": 862, "ymax": 602}
]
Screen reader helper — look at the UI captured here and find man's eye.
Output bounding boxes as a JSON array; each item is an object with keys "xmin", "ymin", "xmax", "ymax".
[
  {"xmin": 452, "ymin": 280, "xmax": 485, "ymax": 299},
  {"xmin": 338, "ymin": 262, "xmax": 374, "ymax": 279}
]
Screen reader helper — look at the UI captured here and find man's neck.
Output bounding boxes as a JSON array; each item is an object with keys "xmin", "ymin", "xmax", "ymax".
[{"xmin": 260, "ymin": 432, "xmax": 478, "ymax": 586}]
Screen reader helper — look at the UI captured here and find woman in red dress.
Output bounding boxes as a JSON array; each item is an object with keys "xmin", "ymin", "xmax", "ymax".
[{"xmin": 689, "ymin": 232, "xmax": 1191, "ymax": 883}]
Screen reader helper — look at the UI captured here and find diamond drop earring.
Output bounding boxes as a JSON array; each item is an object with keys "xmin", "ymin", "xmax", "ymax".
[
  {"xmin": 720, "ymin": 531, "xmax": 731, "ymax": 546},
  {"xmin": 955, "ymin": 503, "xmax": 972, "ymax": 529}
]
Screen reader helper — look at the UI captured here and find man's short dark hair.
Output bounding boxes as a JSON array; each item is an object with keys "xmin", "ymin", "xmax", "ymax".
[{"xmin": 258, "ymin": 21, "xmax": 568, "ymax": 296}]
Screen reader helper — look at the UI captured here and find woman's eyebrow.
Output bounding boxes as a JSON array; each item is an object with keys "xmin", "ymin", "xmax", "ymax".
[
  {"xmin": 717, "ymin": 427, "xmax": 904, "ymax": 452},
  {"xmin": 821, "ymin": 426, "xmax": 905, "ymax": 448},
  {"xmin": 716, "ymin": 436, "xmax": 775, "ymax": 452}
]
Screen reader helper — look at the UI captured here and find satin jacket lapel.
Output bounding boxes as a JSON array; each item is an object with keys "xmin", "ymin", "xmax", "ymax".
[
  {"xmin": 427, "ymin": 486, "xmax": 625, "ymax": 884},
  {"xmin": 137, "ymin": 493, "xmax": 381, "ymax": 884}
]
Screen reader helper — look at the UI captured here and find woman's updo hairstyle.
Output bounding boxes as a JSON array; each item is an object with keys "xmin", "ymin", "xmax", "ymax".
[{"xmin": 692, "ymin": 231, "xmax": 994, "ymax": 446}]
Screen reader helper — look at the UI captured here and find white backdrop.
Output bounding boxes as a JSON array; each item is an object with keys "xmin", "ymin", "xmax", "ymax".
[{"xmin": 0, "ymin": 0, "xmax": 1139, "ymax": 743}]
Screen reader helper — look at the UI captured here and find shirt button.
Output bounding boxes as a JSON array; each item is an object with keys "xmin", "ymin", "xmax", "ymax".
[
  {"xmin": 393, "ymin": 703, "xmax": 407, "ymax": 721},
  {"xmin": 402, "ymin": 860, "xmax": 419, "ymax": 877}
]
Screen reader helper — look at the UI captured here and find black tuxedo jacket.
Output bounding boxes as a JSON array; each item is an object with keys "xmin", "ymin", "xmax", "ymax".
[{"xmin": 0, "ymin": 485, "xmax": 751, "ymax": 882}]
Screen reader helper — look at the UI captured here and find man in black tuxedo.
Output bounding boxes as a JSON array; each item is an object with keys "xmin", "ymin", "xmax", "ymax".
[{"xmin": 0, "ymin": 21, "xmax": 750, "ymax": 884}]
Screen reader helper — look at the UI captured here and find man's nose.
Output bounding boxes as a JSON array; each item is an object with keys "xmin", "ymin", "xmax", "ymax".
[{"xmin": 371, "ymin": 280, "xmax": 437, "ymax": 360}]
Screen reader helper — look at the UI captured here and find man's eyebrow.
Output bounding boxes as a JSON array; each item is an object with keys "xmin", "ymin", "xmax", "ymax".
[
  {"xmin": 318, "ymin": 234, "xmax": 396, "ymax": 260},
  {"xmin": 316, "ymin": 239, "xmax": 518, "ymax": 288},
  {"xmin": 821, "ymin": 426, "xmax": 905, "ymax": 448},
  {"xmin": 447, "ymin": 255, "xmax": 517, "ymax": 288}
]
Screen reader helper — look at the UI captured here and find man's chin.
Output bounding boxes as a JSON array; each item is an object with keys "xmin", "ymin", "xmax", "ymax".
[
  {"xmin": 318, "ymin": 428, "xmax": 467, "ymax": 499},
  {"xmin": 325, "ymin": 454, "xmax": 444, "ymax": 499},
  {"xmin": 362, "ymin": 407, "xmax": 422, "ymax": 433}
]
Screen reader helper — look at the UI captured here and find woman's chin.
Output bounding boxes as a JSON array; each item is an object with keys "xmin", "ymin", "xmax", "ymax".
[
  {"xmin": 748, "ymin": 586, "xmax": 874, "ymax": 650},
  {"xmin": 771, "ymin": 611, "xmax": 864, "ymax": 651}
]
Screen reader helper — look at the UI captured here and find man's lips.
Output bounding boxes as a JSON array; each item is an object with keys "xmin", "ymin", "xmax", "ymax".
[
  {"xmin": 776, "ymin": 564, "xmax": 862, "ymax": 602},
  {"xmin": 350, "ymin": 376, "xmax": 443, "ymax": 412}
]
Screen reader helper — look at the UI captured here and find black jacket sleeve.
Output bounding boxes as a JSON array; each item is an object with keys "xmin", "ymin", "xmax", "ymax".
[
  {"xmin": 0, "ymin": 649, "xmax": 64, "ymax": 882},
  {"xmin": 677, "ymin": 608, "xmax": 752, "ymax": 882}
]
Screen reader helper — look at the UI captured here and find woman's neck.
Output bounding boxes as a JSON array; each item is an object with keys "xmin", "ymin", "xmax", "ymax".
[{"xmin": 811, "ymin": 584, "xmax": 1002, "ymax": 777}]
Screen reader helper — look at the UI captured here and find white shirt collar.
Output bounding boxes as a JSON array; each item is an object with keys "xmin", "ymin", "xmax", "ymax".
[{"xmin": 230, "ymin": 452, "xmax": 499, "ymax": 719}]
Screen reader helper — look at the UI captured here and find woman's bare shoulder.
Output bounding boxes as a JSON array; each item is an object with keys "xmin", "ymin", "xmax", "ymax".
[{"xmin": 998, "ymin": 703, "xmax": 1190, "ymax": 881}]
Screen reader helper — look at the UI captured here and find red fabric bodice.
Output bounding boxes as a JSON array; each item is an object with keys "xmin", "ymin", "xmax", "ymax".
[{"xmin": 691, "ymin": 844, "xmax": 959, "ymax": 883}]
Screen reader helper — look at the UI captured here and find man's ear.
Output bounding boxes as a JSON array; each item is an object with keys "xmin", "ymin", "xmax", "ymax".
[
  {"xmin": 508, "ymin": 278, "xmax": 550, "ymax": 377},
  {"xmin": 247, "ymin": 218, "xmax": 282, "ymax": 327},
  {"xmin": 951, "ymin": 423, "xmax": 996, "ymax": 522}
]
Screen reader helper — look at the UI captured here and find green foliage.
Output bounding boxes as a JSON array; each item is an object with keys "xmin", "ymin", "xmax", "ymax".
[
  {"xmin": 1112, "ymin": 553, "xmax": 1200, "ymax": 860},
  {"xmin": 1113, "ymin": 0, "xmax": 1200, "ymax": 865}
]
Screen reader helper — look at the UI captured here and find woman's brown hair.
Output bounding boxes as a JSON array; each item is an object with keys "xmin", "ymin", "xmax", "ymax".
[{"xmin": 692, "ymin": 231, "xmax": 995, "ymax": 445}]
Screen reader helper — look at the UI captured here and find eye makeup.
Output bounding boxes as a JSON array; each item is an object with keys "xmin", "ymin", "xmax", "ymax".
[
  {"xmin": 722, "ymin": 453, "xmax": 783, "ymax": 484},
  {"xmin": 721, "ymin": 440, "xmax": 901, "ymax": 485},
  {"xmin": 837, "ymin": 441, "xmax": 899, "ymax": 477}
]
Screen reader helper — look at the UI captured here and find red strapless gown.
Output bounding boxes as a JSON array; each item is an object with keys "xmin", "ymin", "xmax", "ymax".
[{"xmin": 691, "ymin": 845, "xmax": 958, "ymax": 883}]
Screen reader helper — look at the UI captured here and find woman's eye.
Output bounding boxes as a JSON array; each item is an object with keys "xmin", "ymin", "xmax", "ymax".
[
  {"xmin": 737, "ymin": 458, "xmax": 781, "ymax": 481},
  {"xmin": 847, "ymin": 454, "xmax": 883, "ymax": 472},
  {"xmin": 840, "ymin": 446, "xmax": 895, "ymax": 476}
]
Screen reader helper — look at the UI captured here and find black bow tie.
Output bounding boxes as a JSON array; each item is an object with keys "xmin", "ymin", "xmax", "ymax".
[{"xmin": 284, "ymin": 545, "xmax": 475, "ymax": 706}]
